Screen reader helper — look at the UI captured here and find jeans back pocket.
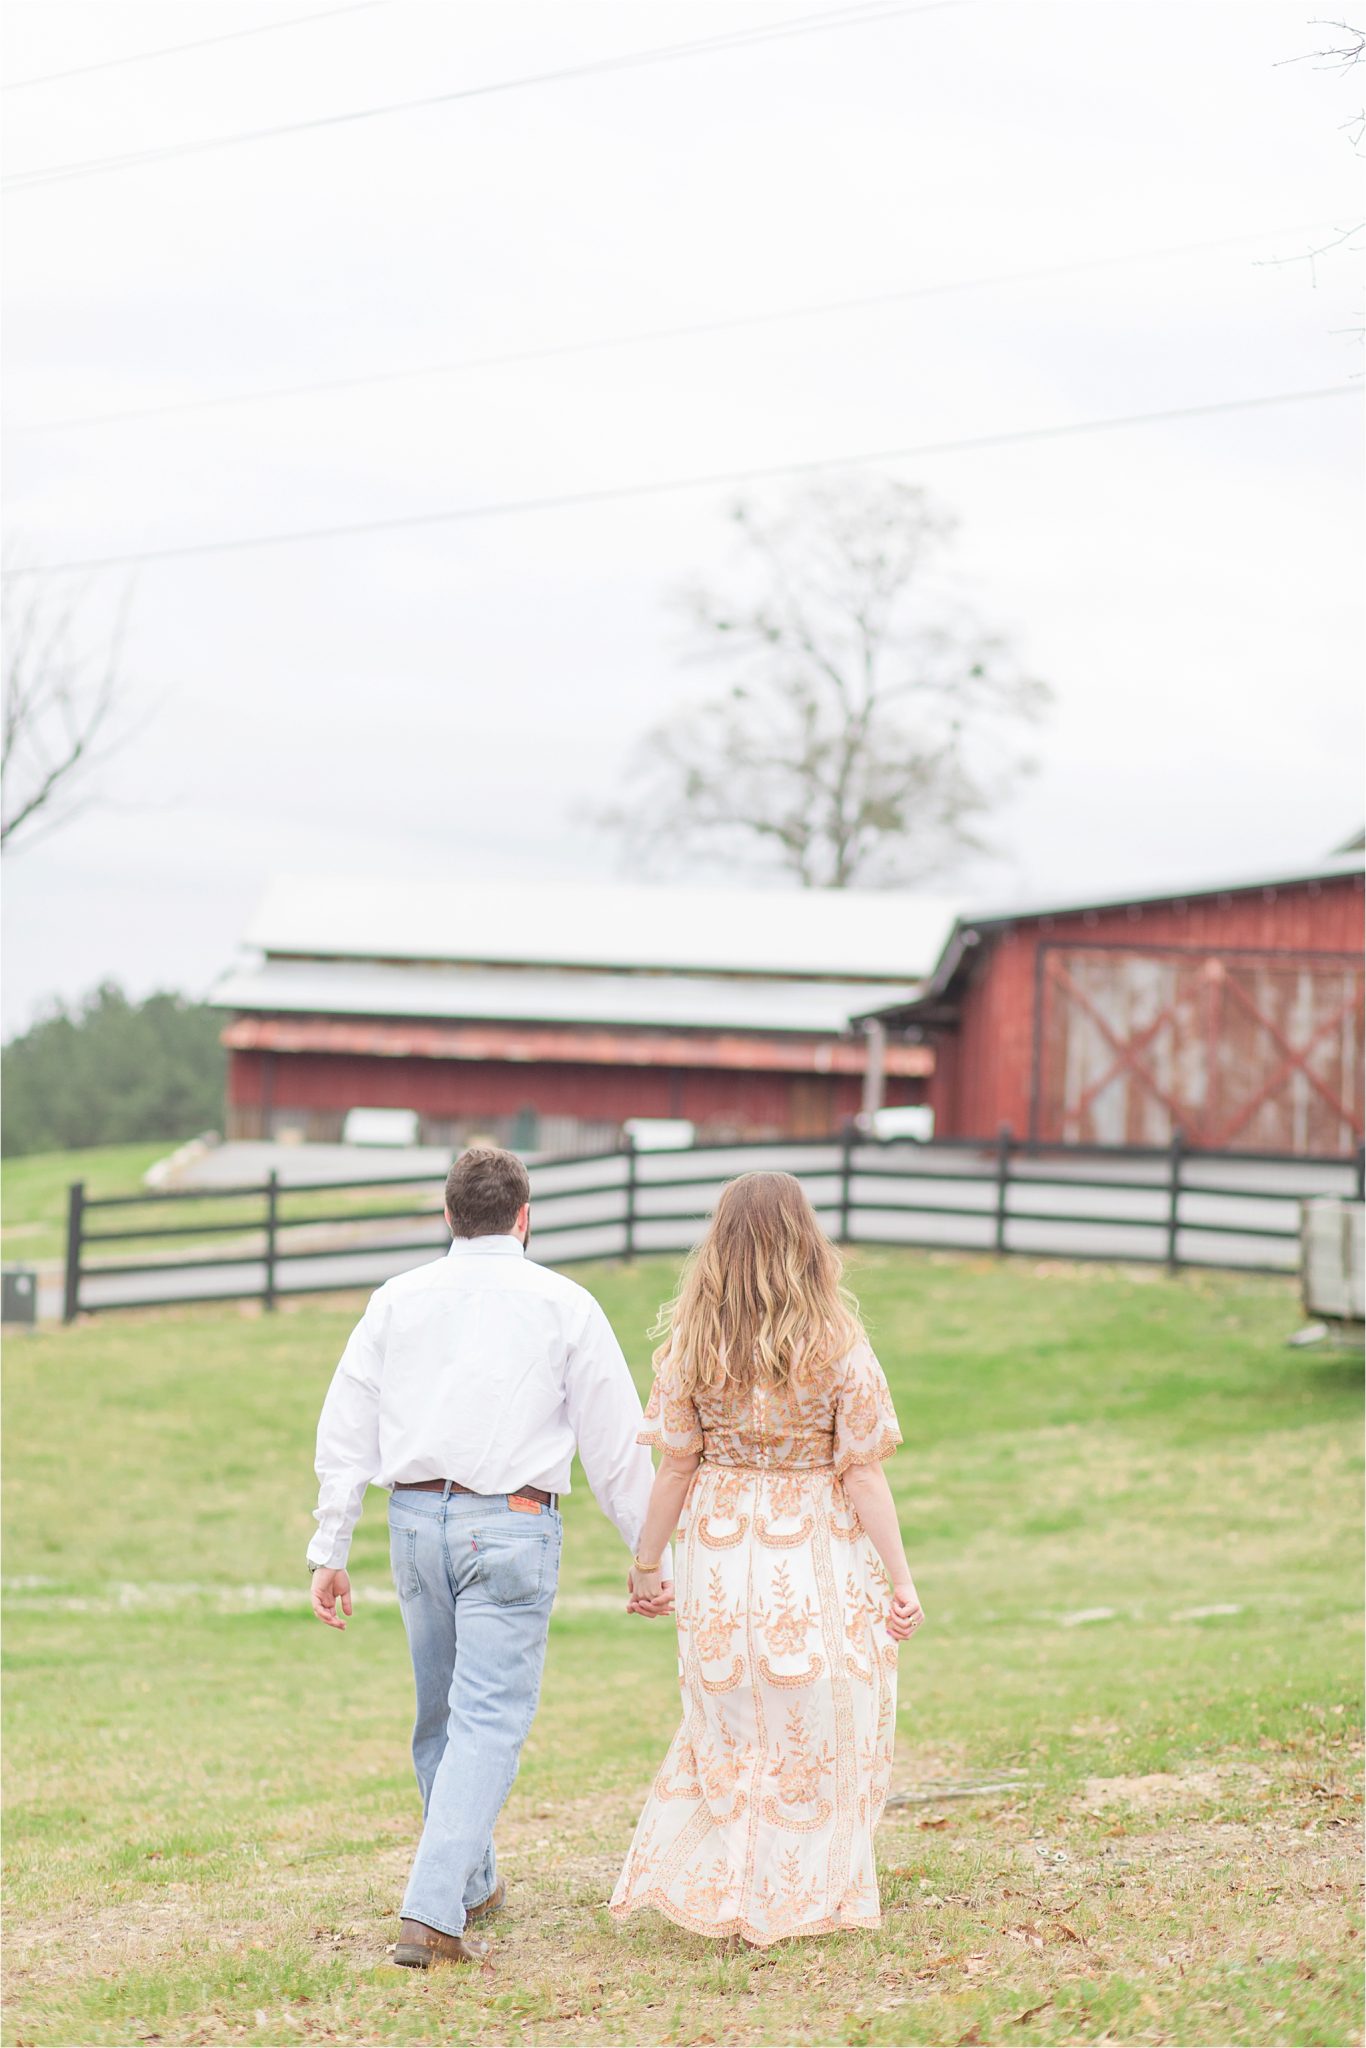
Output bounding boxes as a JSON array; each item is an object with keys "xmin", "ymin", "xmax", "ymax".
[
  {"xmin": 389, "ymin": 1524, "xmax": 422, "ymax": 1599},
  {"xmin": 476, "ymin": 1526, "xmax": 553, "ymax": 1608}
]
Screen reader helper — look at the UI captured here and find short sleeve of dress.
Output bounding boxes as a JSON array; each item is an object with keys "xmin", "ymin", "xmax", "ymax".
[
  {"xmin": 637, "ymin": 1353, "xmax": 704, "ymax": 1456},
  {"xmin": 832, "ymin": 1340, "xmax": 902, "ymax": 1475}
]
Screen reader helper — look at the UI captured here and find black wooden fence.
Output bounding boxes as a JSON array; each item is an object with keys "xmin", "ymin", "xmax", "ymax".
[{"xmin": 62, "ymin": 1130, "xmax": 1364, "ymax": 1320}]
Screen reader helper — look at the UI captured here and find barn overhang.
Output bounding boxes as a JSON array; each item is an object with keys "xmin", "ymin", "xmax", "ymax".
[{"xmin": 221, "ymin": 1012, "xmax": 934, "ymax": 1078}]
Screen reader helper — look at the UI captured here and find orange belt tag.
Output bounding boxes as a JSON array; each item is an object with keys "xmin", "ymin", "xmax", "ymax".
[{"xmin": 508, "ymin": 1495, "xmax": 542, "ymax": 1514}]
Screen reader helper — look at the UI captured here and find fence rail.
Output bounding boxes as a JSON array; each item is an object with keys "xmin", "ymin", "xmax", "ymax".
[{"xmin": 62, "ymin": 1130, "xmax": 1366, "ymax": 1319}]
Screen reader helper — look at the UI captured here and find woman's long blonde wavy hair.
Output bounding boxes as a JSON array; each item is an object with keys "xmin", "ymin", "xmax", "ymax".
[{"xmin": 652, "ymin": 1171, "xmax": 864, "ymax": 1397}]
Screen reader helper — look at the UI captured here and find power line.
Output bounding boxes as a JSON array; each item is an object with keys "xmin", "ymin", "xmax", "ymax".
[
  {"xmin": 8, "ymin": 383, "xmax": 1355, "ymax": 579},
  {"xmin": 1, "ymin": 0, "xmax": 958, "ymax": 191},
  {"xmin": 9, "ymin": 217, "xmax": 1349, "ymax": 435},
  {"xmin": 2, "ymin": 3, "xmax": 386, "ymax": 91}
]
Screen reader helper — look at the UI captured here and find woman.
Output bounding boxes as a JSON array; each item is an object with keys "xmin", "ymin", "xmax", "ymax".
[{"xmin": 610, "ymin": 1171, "xmax": 924, "ymax": 1948}]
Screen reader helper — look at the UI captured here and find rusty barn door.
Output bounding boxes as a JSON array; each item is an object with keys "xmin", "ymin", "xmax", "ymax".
[
  {"xmin": 1034, "ymin": 946, "xmax": 1364, "ymax": 1154},
  {"xmin": 789, "ymin": 1076, "xmax": 836, "ymax": 1138}
]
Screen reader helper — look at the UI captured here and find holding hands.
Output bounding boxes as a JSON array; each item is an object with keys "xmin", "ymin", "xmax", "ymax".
[{"xmin": 626, "ymin": 1559, "xmax": 675, "ymax": 1618}]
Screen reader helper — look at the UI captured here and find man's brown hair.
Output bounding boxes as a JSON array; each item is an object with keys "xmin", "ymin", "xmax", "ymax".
[{"xmin": 444, "ymin": 1145, "xmax": 531, "ymax": 1238}]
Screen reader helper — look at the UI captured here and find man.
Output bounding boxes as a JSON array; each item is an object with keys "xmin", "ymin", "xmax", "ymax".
[{"xmin": 307, "ymin": 1144, "xmax": 672, "ymax": 1968}]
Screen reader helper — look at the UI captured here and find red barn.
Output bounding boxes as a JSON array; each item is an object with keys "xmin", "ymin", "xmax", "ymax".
[
  {"xmin": 864, "ymin": 854, "xmax": 1365, "ymax": 1156},
  {"xmin": 213, "ymin": 877, "xmax": 955, "ymax": 1153}
]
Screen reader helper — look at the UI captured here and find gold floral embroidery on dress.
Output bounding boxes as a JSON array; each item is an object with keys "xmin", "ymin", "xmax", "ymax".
[
  {"xmin": 765, "ymin": 1468, "xmax": 814, "ymax": 1517},
  {"xmin": 756, "ymin": 1563, "xmax": 818, "ymax": 1656},
  {"xmin": 623, "ymin": 1816, "xmax": 660, "ymax": 1889},
  {"xmin": 699, "ymin": 1655, "xmax": 745, "ymax": 1694},
  {"xmin": 681, "ymin": 1856, "xmax": 738, "ymax": 1919},
  {"xmin": 639, "ymin": 1373, "xmax": 705, "ymax": 1455},
  {"xmin": 755, "ymin": 1512, "xmax": 815, "ymax": 1547},
  {"xmin": 638, "ymin": 1338, "xmax": 900, "ymax": 1478},
  {"xmin": 676, "ymin": 1363, "xmax": 838, "ymax": 1470},
  {"xmin": 653, "ymin": 1736, "xmax": 703, "ymax": 1802},
  {"xmin": 693, "ymin": 1568, "xmax": 742, "ymax": 1661},
  {"xmin": 707, "ymin": 1467, "xmax": 748, "ymax": 1517},
  {"xmin": 831, "ymin": 1343, "xmax": 904, "ymax": 1477},
  {"xmin": 841, "ymin": 1380, "xmax": 880, "ymax": 1441},
  {"xmin": 766, "ymin": 1701, "xmax": 835, "ymax": 1810},
  {"xmin": 697, "ymin": 1514, "xmax": 750, "ymax": 1548},
  {"xmin": 695, "ymin": 1719, "xmax": 747, "ymax": 1808},
  {"xmin": 753, "ymin": 1850, "xmax": 824, "ymax": 1933},
  {"xmin": 843, "ymin": 1572, "xmax": 884, "ymax": 1681},
  {"xmin": 758, "ymin": 1652, "xmax": 826, "ymax": 1689}
]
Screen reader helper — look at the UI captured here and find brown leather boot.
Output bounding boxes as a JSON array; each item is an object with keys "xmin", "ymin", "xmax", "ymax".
[
  {"xmin": 392, "ymin": 1919, "xmax": 490, "ymax": 1968},
  {"xmin": 464, "ymin": 1877, "xmax": 507, "ymax": 1924}
]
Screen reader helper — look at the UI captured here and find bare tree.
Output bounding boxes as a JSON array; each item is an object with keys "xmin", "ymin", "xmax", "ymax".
[
  {"xmin": 1, "ymin": 566, "xmax": 132, "ymax": 851},
  {"xmin": 1276, "ymin": 17, "xmax": 1365, "ymax": 71},
  {"xmin": 601, "ymin": 475, "xmax": 1049, "ymax": 889},
  {"xmin": 1264, "ymin": 19, "xmax": 1365, "ymax": 337}
]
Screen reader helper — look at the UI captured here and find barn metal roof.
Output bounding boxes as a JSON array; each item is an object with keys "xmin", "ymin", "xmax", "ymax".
[
  {"xmin": 211, "ymin": 957, "xmax": 921, "ymax": 1037},
  {"xmin": 241, "ymin": 876, "xmax": 958, "ymax": 982},
  {"xmin": 855, "ymin": 850, "xmax": 1366, "ymax": 1027},
  {"xmin": 943, "ymin": 850, "xmax": 1365, "ymax": 940}
]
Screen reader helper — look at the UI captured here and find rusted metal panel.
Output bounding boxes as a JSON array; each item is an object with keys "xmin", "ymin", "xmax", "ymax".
[
  {"xmin": 220, "ymin": 1013, "xmax": 931, "ymax": 1078},
  {"xmin": 1035, "ymin": 947, "xmax": 1363, "ymax": 1153}
]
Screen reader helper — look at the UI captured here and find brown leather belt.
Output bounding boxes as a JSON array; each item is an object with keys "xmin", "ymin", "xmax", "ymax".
[{"xmin": 401, "ymin": 1478, "xmax": 556, "ymax": 1508}]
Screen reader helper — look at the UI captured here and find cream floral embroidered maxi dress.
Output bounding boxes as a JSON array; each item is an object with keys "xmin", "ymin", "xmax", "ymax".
[{"xmin": 610, "ymin": 1341, "xmax": 903, "ymax": 1947}]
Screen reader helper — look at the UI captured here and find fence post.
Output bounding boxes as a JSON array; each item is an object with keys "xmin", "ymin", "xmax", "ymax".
[
  {"xmin": 1356, "ymin": 1139, "xmax": 1365, "ymax": 1206},
  {"xmin": 622, "ymin": 1135, "xmax": 637, "ymax": 1263},
  {"xmin": 263, "ymin": 1170, "xmax": 279, "ymax": 1311},
  {"xmin": 63, "ymin": 1181, "xmax": 85, "ymax": 1324},
  {"xmin": 839, "ymin": 1120, "xmax": 855, "ymax": 1244},
  {"xmin": 1165, "ymin": 1128, "xmax": 1185, "ymax": 1274},
  {"xmin": 994, "ymin": 1123, "xmax": 1013, "ymax": 1255}
]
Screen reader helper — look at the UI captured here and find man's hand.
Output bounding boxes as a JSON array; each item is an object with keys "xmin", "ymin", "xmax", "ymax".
[
  {"xmin": 626, "ymin": 1564, "xmax": 674, "ymax": 1618},
  {"xmin": 311, "ymin": 1566, "xmax": 353, "ymax": 1630}
]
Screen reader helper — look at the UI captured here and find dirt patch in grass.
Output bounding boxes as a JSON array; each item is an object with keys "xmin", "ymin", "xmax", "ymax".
[{"xmin": 1079, "ymin": 1762, "xmax": 1272, "ymax": 1809}]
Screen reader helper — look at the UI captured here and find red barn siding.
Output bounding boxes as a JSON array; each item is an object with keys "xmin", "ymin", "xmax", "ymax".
[
  {"xmin": 926, "ymin": 874, "xmax": 1365, "ymax": 1154},
  {"xmin": 227, "ymin": 1046, "xmax": 924, "ymax": 1144}
]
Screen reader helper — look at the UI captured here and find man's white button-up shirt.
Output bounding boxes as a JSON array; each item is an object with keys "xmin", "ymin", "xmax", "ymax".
[{"xmin": 307, "ymin": 1235, "xmax": 657, "ymax": 1571}]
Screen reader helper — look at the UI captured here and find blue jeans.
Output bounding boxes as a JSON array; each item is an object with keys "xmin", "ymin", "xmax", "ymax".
[{"xmin": 388, "ymin": 1483, "xmax": 562, "ymax": 1937}]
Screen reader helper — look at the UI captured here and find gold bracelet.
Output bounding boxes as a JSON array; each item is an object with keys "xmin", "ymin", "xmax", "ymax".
[{"xmin": 633, "ymin": 1552, "xmax": 662, "ymax": 1572}]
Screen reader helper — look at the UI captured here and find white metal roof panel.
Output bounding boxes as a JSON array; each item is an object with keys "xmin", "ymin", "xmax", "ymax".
[
  {"xmin": 242, "ymin": 875, "xmax": 958, "ymax": 981},
  {"xmin": 211, "ymin": 958, "xmax": 921, "ymax": 1035},
  {"xmin": 962, "ymin": 850, "xmax": 1365, "ymax": 931}
]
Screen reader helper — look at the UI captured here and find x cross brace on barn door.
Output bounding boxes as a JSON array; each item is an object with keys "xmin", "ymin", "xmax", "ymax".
[
  {"xmin": 1214, "ymin": 969, "xmax": 1364, "ymax": 1147},
  {"xmin": 1047, "ymin": 958, "xmax": 1192, "ymax": 1136},
  {"xmin": 1045, "ymin": 953, "xmax": 1365, "ymax": 1149}
]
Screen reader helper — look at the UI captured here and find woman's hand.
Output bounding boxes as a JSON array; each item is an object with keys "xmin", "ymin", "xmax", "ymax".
[
  {"xmin": 887, "ymin": 1579, "xmax": 924, "ymax": 1643},
  {"xmin": 627, "ymin": 1564, "xmax": 674, "ymax": 1618}
]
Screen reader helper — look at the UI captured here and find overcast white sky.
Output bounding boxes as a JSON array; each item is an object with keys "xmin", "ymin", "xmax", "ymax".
[{"xmin": 2, "ymin": 0, "xmax": 1362, "ymax": 1035}]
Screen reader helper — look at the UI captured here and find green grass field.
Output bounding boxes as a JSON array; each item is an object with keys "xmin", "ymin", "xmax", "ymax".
[
  {"xmin": 0, "ymin": 1140, "xmax": 444, "ymax": 1267},
  {"xmin": 1, "ymin": 1142, "xmax": 183, "ymax": 1262},
  {"xmin": 3, "ymin": 1250, "xmax": 1362, "ymax": 2047}
]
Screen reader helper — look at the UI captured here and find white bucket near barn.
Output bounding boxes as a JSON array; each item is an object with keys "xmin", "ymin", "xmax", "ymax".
[{"xmin": 1300, "ymin": 1197, "xmax": 1365, "ymax": 1330}]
